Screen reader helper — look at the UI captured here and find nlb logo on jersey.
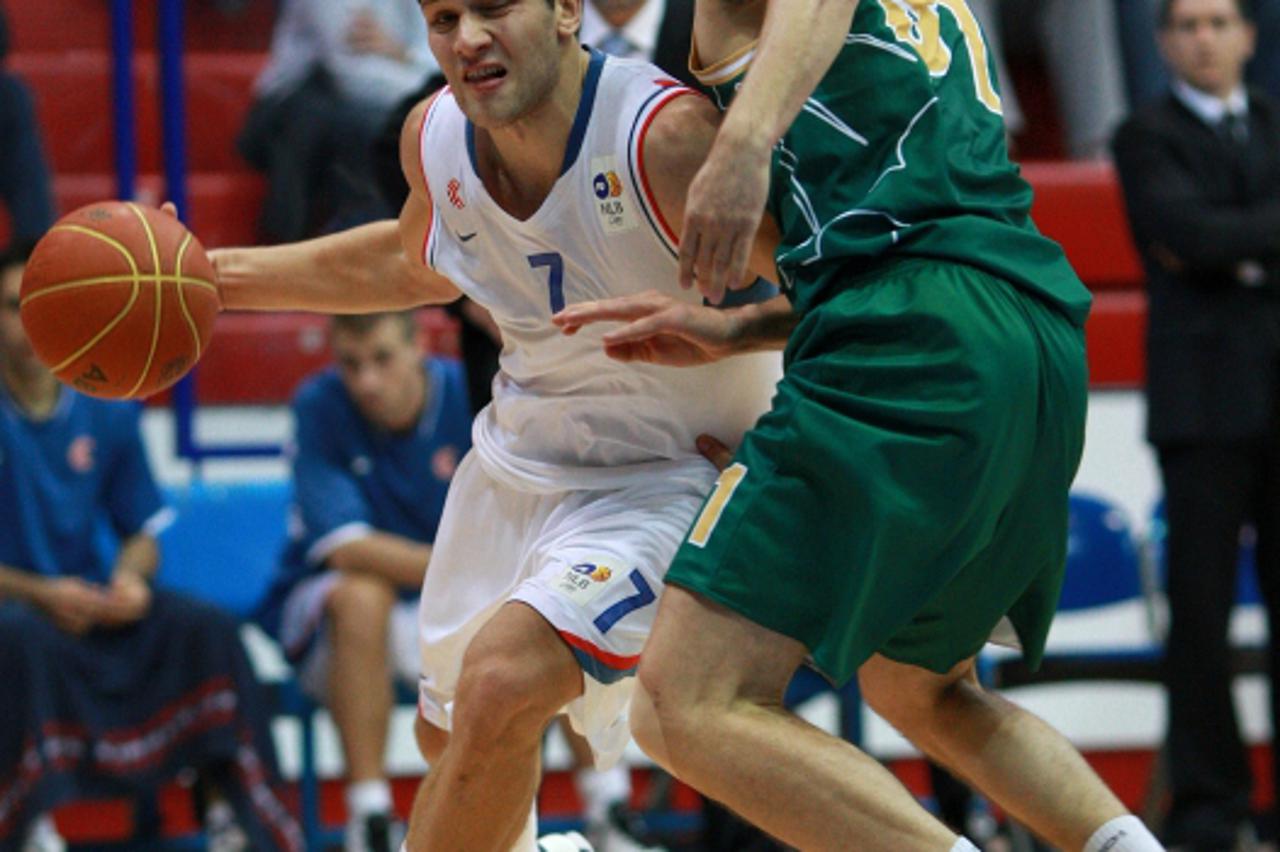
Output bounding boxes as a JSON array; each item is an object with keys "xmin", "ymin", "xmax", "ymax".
[
  {"xmin": 589, "ymin": 156, "xmax": 636, "ymax": 234},
  {"xmin": 554, "ymin": 559, "xmax": 618, "ymax": 607},
  {"xmin": 572, "ymin": 562, "xmax": 613, "ymax": 583}
]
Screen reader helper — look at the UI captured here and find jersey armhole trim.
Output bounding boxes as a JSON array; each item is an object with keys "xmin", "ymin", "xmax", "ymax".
[
  {"xmin": 628, "ymin": 86, "xmax": 700, "ymax": 258},
  {"xmin": 419, "ymin": 89, "xmax": 448, "ymax": 269}
]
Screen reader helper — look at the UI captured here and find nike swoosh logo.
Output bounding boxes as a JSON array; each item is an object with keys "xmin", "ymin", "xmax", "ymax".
[{"xmin": 459, "ymin": 232, "xmax": 477, "ymax": 242}]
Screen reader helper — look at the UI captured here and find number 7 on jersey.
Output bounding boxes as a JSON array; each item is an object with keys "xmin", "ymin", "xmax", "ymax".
[{"xmin": 528, "ymin": 252, "xmax": 566, "ymax": 313}]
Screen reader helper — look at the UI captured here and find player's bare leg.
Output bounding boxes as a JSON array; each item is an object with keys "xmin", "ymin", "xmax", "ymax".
[
  {"xmin": 413, "ymin": 715, "xmax": 448, "ymax": 764},
  {"xmin": 326, "ymin": 572, "xmax": 398, "ymax": 785},
  {"xmin": 859, "ymin": 654, "xmax": 1132, "ymax": 850},
  {"xmin": 405, "ymin": 602, "xmax": 583, "ymax": 851},
  {"xmin": 631, "ymin": 587, "xmax": 958, "ymax": 852}
]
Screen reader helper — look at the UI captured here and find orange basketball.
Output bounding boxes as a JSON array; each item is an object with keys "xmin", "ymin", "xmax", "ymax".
[{"xmin": 19, "ymin": 201, "xmax": 220, "ymax": 400}]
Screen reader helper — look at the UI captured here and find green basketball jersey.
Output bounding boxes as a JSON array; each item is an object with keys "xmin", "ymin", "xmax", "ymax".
[{"xmin": 693, "ymin": 0, "xmax": 1092, "ymax": 324}]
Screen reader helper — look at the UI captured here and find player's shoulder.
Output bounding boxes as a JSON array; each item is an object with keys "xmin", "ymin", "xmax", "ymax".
[
  {"xmin": 597, "ymin": 54, "xmax": 699, "ymax": 108},
  {"xmin": 400, "ymin": 86, "xmax": 453, "ymax": 181},
  {"xmin": 291, "ymin": 368, "xmax": 347, "ymax": 417},
  {"xmin": 634, "ymin": 86, "xmax": 718, "ymax": 178}
]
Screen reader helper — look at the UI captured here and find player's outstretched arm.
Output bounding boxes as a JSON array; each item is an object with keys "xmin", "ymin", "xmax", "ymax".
[
  {"xmin": 212, "ymin": 219, "xmax": 459, "ymax": 313},
  {"xmin": 207, "ymin": 96, "xmax": 462, "ymax": 314},
  {"xmin": 679, "ymin": 0, "xmax": 859, "ymax": 302},
  {"xmin": 553, "ymin": 290, "xmax": 796, "ymax": 366}
]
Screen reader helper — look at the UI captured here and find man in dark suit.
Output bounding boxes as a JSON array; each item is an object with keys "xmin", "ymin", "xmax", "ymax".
[
  {"xmin": 1113, "ymin": 0, "xmax": 1280, "ymax": 847},
  {"xmin": 577, "ymin": 0, "xmax": 696, "ymax": 87}
]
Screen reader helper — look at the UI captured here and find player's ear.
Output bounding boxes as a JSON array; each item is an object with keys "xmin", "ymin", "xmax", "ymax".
[{"xmin": 555, "ymin": 0, "xmax": 583, "ymax": 42}]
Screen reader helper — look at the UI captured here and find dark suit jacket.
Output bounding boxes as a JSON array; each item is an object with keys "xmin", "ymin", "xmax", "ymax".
[
  {"xmin": 1112, "ymin": 88, "xmax": 1280, "ymax": 446},
  {"xmin": 650, "ymin": 0, "xmax": 698, "ymax": 89}
]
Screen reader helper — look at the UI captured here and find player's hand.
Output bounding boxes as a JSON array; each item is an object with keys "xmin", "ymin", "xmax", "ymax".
[
  {"xmin": 37, "ymin": 577, "xmax": 109, "ymax": 635},
  {"xmin": 98, "ymin": 571, "xmax": 152, "ymax": 626},
  {"xmin": 158, "ymin": 202, "xmax": 226, "ymax": 311},
  {"xmin": 553, "ymin": 291, "xmax": 740, "ymax": 366},
  {"xmin": 695, "ymin": 434, "xmax": 734, "ymax": 471},
  {"xmin": 678, "ymin": 134, "xmax": 771, "ymax": 304}
]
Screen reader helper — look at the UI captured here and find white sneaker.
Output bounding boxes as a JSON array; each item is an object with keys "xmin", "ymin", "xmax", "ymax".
[
  {"xmin": 537, "ymin": 831, "xmax": 595, "ymax": 852},
  {"xmin": 22, "ymin": 815, "xmax": 65, "ymax": 852}
]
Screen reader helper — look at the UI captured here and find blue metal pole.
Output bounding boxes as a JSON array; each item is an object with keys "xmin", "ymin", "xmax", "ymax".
[
  {"xmin": 156, "ymin": 0, "xmax": 201, "ymax": 461},
  {"xmin": 155, "ymin": 0, "xmax": 284, "ymax": 464},
  {"xmin": 157, "ymin": 0, "xmax": 189, "ymax": 219},
  {"xmin": 109, "ymin": 0, "xmax": 136, "ymax": 201}
]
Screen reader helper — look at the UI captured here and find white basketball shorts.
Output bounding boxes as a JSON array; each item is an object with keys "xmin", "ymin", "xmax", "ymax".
[{"xmin": 417, "ymin": 450, "xmax": 717, "ymax": 768}]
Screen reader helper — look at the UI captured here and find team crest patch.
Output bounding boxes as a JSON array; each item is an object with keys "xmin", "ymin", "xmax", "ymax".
[
  {"xmin": 431, "ymin": 445, "xmax": 458, "ymax": 481},
  {"xmin": 554, "ymin": 560, "xmax": 618, "ymax": 606},
  {"xmin": 590, "ymin": 156, "xmax": 637, "ymax": 234},
  {"xmin": 67, "ymin": 435, "xmax": 96, "ymax": 474}
]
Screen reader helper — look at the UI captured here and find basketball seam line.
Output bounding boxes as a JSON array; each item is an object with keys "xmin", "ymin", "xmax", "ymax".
[
  {"xmin": 125, "ymin": 204, "xmax": 164, "ymax": 398},
  {"xmin": 50, "ymin": 283, "xmax": 141, "ymax": 374},
  {"xmin": 19, "ymin": 275, "xmax": 217, "ymax": 305},
  {"xmin": 175, "ymin": 233, "xmax": 202, "ymax": 364}
]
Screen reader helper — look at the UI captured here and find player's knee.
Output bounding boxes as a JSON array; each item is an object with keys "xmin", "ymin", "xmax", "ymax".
[
  {"xmin": 452, "ymin": 652, "xmax": 563, "ymax": 747},
  {"xmin": 414, "ymin": 714, "xmax": 448, "ymax": 764},
  {"xmin": 325, "ymin": 572, "xmax": 395, "ymax": 635}
]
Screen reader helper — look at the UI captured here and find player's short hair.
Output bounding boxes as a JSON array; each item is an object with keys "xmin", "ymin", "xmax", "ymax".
[
  {"xmin": 330, "ymin": 311, "xmax": 419, "ymax": 341},
  {"xmin": 1159, "ymin": 0, "xmax": 1253, "ymax": 27}
]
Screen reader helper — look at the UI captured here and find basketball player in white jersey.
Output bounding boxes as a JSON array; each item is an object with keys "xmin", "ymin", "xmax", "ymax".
[{"xmin": 206, "ymin": 0, "xmax": 783, "ymax": 848}]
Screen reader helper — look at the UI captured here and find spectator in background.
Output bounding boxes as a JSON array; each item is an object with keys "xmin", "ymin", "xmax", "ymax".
[
  {"xmin": 577, "ymin": 0, "xmax": 697, "ymax": 87},
  {"xmin": 0, "ymin": 6, "xmax": 55, "ymax": 243},
  {"xmin": 238, "ymin": 0, "xmax": 437, "ymax": 243},
  {"xmin": 1112, "ymin": 0, "xmax": 1280, "ymax": 846},
  {"xmin": 257, "ymin": 312, "xmax": 470, "ymax": 852},
  {"xmin": 971, "ymin": 0, "xmax": 1130, "ymax": 158},
  {"xmin": 0, "ymin": 244, "xmax": 300, "ymax": 852},
  {"xmin": 1116, "ymin": 0, "xmax": 1280, "ymax": 108}
]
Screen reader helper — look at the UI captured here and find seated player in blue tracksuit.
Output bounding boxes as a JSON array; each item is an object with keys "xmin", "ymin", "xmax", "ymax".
[
  {"xmin": 0, "ymin": 242, "xmax": 300, "ymax": 852},
  {"xmin": 257, "ymin": 311, "xmax": 470, "ymax": 852}
]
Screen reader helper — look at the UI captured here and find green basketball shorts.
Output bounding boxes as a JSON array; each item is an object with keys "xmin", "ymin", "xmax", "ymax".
[{"xmin": 666, "ymin": 258, "xmax": 1088, "ymax": 683}]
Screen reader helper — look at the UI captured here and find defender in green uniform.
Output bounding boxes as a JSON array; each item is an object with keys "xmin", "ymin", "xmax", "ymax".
[
  {"xmin": 557, "ymin": 1, "xmax": 1164, "ymax": 850},
  {"xmin": 682, "ymin": 0, "xmax": 1091, "ymax": 683}
]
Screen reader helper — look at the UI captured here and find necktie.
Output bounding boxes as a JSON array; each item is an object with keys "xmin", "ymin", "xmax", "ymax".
[
  {"xmin": 598, "ymin": 30, "xmax": 632, "ymax": 57},
  {"xmin": 1221, "ymin": 111, "xmax": 1249, "ymax": 146}
]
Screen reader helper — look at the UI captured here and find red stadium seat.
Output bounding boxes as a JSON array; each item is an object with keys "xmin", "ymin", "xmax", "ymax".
[
  {"xmin": 152, "ymin": 310, "xmax": 463, "ymax": 406},
  {"xmin": 1023, "ymin": 161, "xmax": 1145, "ymax": 292}
]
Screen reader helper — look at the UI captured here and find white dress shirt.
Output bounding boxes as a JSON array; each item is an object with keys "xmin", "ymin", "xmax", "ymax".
[
  {"xmin": 255, "ymin": 0, "xmax": 438, "ymax": 115},
  {"xmin": 579, "ymin": 0, "xmax": 665, "ymax": 61}
]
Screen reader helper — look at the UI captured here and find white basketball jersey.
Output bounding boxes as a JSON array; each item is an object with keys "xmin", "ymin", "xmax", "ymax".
[{"xmin": 419, "ymin": 51, "xmax": 780, "ymax": 492}]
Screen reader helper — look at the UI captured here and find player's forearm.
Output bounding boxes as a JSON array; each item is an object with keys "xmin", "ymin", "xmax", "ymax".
[
  {"xmin": 718, "ymin": 0, "xmax": 859, "ymax": 153},
  {"xmin": 0, "ymin": 564, "xmax": 49, "ymax": 606},
  {"xmin": 727, "ymin": 294, "xmax": 797, "ymax": 352},
  {"xmin": 111, "ymin": 534, "xmax": 158, "ymax": 585},
  {"xmin": 214, "ymin": 221, "xmax": 449, "ymax": 313},
  {"xmin": 326, "ymin": 532, "xmax": 433, "ymax": 590}
]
